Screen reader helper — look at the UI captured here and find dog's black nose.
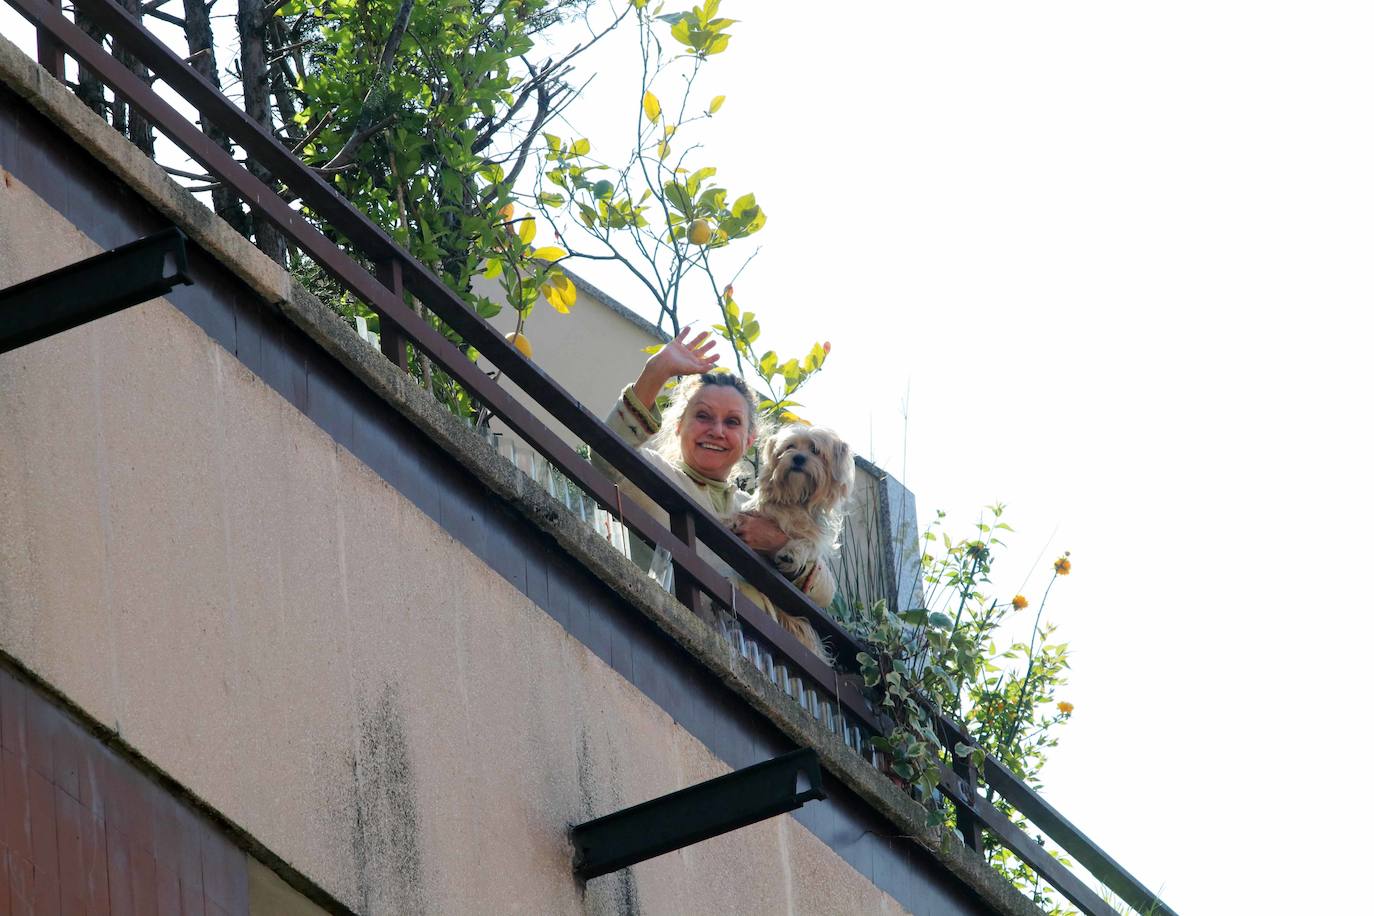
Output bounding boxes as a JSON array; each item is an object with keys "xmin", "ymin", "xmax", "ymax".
[{"xmin": 791, "ymin": 453, "xmax": 807, "ymax": 468}]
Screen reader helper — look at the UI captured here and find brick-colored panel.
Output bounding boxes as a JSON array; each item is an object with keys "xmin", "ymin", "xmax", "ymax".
[
  {"xmin": 155, "ymin": 860, "xmax": 181, "ymax": 914},
  {"xmin": 0, "ymin": 672, "xmax": 27, "ymax": 763},
  {"xmin": 0, "ymin": 667, "xmax": 249, "ymax": 916},
  {"xmin": 55, "ymin": 788, "xmax": 86, "ymax": 914},
  {"xmin": 22, "ymin": 693, "xmax": 57, "ymax": 786},
  {"xmin": 7, "ymin": 852, "xmax": 36, "ymax": 915},
  {"xmin": 23, "ymin": 766, "xmax": 58, "ymax": 913},
  {"xmin": 1, "ymin": 749, "xmax": 29, "ymax": 863},
  {"xmin": 128, "ymin": 845, "xmax": 158, "ymax": 916},
  {"xmin": 79, "ymin": 804, "xmax": 112, "ymax": 916},
  {"xmin": 199, "ymin": 821, "xmax": 248, "ymax": 915},
  {"xmin": 0, "ymin": 849, "xmax": 11, "ymax": 916}
]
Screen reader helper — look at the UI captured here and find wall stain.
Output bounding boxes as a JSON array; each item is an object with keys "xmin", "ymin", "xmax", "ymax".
[
  {"xmin": 576, "ymin": 727, "xmax": 641, "ymax": 916},
  {"xmin": 350, "ymin": 682, "xmax": 423, "ymax": 914}
]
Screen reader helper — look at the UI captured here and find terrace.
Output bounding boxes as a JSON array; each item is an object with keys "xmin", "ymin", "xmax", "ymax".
[{"xmin": 0, "ymin": 2, "xmax": 1173, "ymax": 913}]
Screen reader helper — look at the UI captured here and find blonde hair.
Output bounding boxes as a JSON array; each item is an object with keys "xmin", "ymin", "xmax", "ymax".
[{"xmin": 648, "ymin": 372, "xmax": 770, "ymax": 479}]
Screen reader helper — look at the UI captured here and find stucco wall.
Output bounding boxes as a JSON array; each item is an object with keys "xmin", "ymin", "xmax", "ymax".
[{"xmin": 0, "ymin": 170, "xmax": 908, "ymax": 913}]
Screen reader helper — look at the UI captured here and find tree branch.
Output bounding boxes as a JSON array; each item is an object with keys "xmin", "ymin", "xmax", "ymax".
[
  {"xmin": 321, "ymin": 0, "xmax": 417, "ymax": 170},
  {"xmin": 144, "ymin": 8, "xmax": 184, "ymax": 27}
]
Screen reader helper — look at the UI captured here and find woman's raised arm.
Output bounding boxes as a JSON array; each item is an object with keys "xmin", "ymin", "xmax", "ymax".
[{"xmin": 631, "ymin": 327, "xmax": 719, "ymax": 409}]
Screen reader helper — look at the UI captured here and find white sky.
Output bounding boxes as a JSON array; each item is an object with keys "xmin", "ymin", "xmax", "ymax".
[{"xmin": 4, "ymin": 2, "xmax": 1371, "ymax": 911}]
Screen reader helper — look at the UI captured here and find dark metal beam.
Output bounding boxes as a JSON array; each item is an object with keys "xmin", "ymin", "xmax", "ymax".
[
  {"xmin": 571, "ymin": 749, "xmax": 825, "ymax": 881},
  {"xmin": 0, "ymin": 228, "xmax": 192, "ymax": 354}
]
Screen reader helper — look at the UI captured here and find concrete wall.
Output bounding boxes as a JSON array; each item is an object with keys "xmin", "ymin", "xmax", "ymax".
[{"xmin": 0, "ymin": 170, "xmax": 909, "ymax": 913}]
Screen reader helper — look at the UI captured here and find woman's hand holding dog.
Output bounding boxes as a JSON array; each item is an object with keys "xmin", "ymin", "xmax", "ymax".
[
  {"xmin": 633, "ymin": 327, "xmax": 719, "ymax": 408},
  {"xmin": 731, "ymin": 511, "xmax": 788, "ymax": 557}
]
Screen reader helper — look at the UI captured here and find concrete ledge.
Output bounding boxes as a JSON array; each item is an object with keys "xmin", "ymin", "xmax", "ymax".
[{"xmin": 0, "ymin": 33, "xmax": 1041, "ymax": 916}]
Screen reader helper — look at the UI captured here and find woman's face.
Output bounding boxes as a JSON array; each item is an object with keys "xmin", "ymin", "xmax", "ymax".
[{"xmin": 677, "ymin": 385, "xmax": 754, "ymax": 481}]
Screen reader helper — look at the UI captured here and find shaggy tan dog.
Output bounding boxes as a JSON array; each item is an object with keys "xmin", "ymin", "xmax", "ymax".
[{"xmin": 733, "ymin": 426, "xmax": 855, "ymax": 660}]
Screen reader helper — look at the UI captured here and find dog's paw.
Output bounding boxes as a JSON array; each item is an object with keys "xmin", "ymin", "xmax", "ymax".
[{"xmin": 774, "ymin": 539, "xmax": 816, "ymax": 576}]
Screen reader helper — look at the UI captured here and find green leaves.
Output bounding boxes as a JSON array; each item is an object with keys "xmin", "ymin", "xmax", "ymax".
[
  {"xmin": 831, "ymin": 507, "xmax": 1077, "ymax": 899},
  {"xmin": 928, "ymin": 611, "xmax": 955, "ymax": 630},
  {"xmin": 660, "ymin": 0, "xmax": 736, "ymax": 58},
  {"xmin": 663, "ymin": 181, "xmax": 693, "ymax": 215}
]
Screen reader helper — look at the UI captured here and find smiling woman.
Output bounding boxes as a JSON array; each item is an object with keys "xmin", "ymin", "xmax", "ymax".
[{"xmin": 593, "ymin": 328, "xmax": 834, "ymax": 658}]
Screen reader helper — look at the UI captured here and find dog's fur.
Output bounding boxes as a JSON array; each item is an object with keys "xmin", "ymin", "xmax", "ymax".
[{"xmin": 733, "ymin": 426, "xmax": 855, "ymax": 660}]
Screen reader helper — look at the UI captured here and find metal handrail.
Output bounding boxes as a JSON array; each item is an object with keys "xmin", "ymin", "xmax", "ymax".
[{"xmin": 1, "ymin": 5, "xmax": 1175, "ymax": 914}]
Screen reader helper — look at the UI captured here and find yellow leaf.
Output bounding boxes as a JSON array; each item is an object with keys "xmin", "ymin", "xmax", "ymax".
[
  {"xmin": 552, "ymin": 273, "xmax": 577, "ymax": 306},
  {"xmin": 642, "ymin": 90, "xmax": 661, "ymax": 122},
  {"xmin": 657, "ymin": 141, "xmax": 671, "ymax": 159},
  {"xmin": 542, "ymin": 282, "xmax": 571, "ymax": 314},
  {"xmin": 641, "ymin": 343, "xmax": 665, "ymax": 354},
  {"xmin": 709, "ymin": 94, "xmax": 725, "ymax": 114},
  {"xmin": 481, "ymin": 259, "xmax": 502, "ymax": 279},
  {"xmin": 517, "ymin": 218, "xmax": 536, "ymax": 245},
  {"xmin": 531, "ymin": 246, "xmax": 566, "ymax": 261}
]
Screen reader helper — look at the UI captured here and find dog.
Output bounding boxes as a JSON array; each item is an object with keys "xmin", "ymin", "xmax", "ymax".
[{"xmin": 731, "ymin": 426, "xmax": 855, "ymax": 661}]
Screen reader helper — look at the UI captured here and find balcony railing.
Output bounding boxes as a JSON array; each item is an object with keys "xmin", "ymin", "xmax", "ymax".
[{"xmin": 0, "ymin": 3, "xmax": 1175, "ymax": 913}]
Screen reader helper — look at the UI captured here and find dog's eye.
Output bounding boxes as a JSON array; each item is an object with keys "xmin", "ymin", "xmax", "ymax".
[{"xmin": 810, "ymin": 444, "xmax": 820, "ymax": 456}]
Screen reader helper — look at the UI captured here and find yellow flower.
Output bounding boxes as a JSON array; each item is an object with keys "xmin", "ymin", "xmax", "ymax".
[
  {"xmin": 1011, "ymin": 594, "xmax": 1029, "ymax": 611},
  {"xmin": 1057, "ymin": 701, "xmax": 1074, "ymax": 715},
  {"xmin": 1054, "ymin": 556, "xmax": 1071, "ymax": 576}
]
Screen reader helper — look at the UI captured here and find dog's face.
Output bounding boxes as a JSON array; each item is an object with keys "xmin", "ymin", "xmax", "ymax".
[{"xmin": 757, "ymin": 426, "xmax": 855, "ymax": 512}]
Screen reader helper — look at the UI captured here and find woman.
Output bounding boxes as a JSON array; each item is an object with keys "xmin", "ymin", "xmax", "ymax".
[{"xmin": 596, "ymin": 328, "xmax": 833, "ymax": 659}]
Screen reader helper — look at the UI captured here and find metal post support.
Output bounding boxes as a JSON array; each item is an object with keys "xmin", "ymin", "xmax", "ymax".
[
  {"xmin": 954, "ymin": 757, "xmax": 984, "ymax": 856},
  {"xmin": 0, "ymin": 228, "xmax": 192, "ymax": 353},
  {"xmin": 35, "ymin": 0, "xmax": 62, "ymax": 76},
  {"xmin": 570, "ymin": 748, "xmax": 825, "ymax": 881},
  {"xmin": 668, "ymin": 510, "xmax": 706, "ymax": 620},
  {"xmin": 373, "ymin": 258, "xmax": 407, "ymax": 367}
]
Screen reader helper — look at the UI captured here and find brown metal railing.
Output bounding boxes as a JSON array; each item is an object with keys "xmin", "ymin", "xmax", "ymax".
[{"xmin": 1, "ymin": 4, "xmax": 1175, "ymax": 914}]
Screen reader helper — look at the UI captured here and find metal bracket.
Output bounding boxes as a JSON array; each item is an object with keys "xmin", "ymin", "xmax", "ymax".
[
  {"xmin": 570, "ymin": 748, "xmax": 825, "ymax": 881},
  {"xmin": 0, "ymin": 227, "xmax": 192, "ymax": 354}
]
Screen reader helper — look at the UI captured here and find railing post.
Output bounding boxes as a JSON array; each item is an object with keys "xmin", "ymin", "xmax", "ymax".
[
  {"xmin": 669, "ymin": 511, "xmax": 708, "ymax": 620},
  {"xmin": 373, "ymin": 258, "xmax": 407, "ymax": 367},
  {"xmin": 35, "ymin": 0, "xmax": 63, "ymax": 77},
  {"xmin": 954, "ymin": 756, "xmax": 985, "ymax": 855}
]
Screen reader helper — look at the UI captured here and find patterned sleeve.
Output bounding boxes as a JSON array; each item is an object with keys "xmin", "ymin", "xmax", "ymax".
[{"xmin": 606, "ymin": 384, "xmax": 661, "ymax": 446}]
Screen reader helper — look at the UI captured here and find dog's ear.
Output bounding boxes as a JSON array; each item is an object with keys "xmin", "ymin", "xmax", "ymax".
[
  {"xmin": 755, "ymin": 435, "xmax": 779, "ymax": 499},
  {"xmin": 759, "ymin": 434, "xmax": 780, "ymax": 468},
  {"xmin": 831, "ymin": 437, "xmax": 855, "ymax": 500}
]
